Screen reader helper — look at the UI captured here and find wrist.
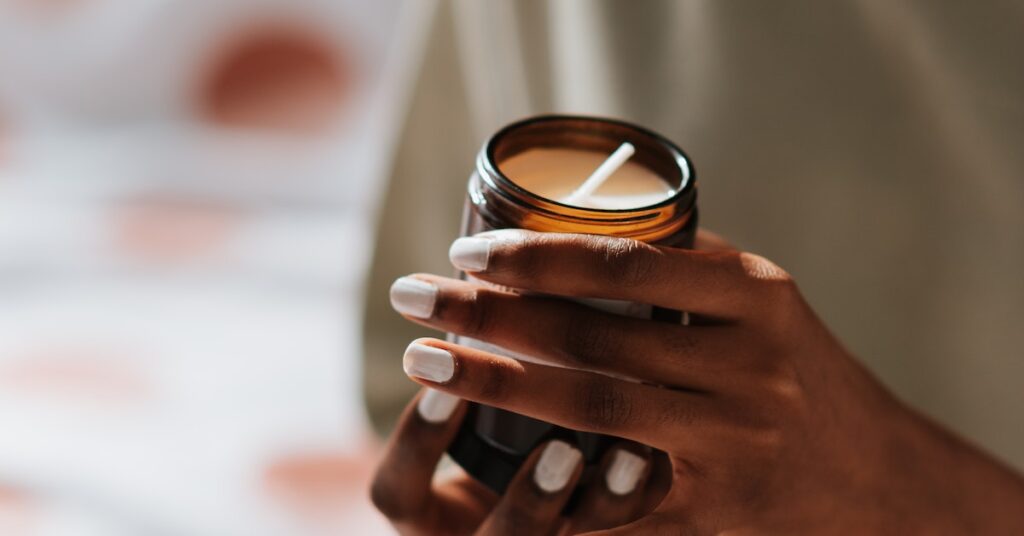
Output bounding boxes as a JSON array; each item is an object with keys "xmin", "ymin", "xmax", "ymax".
[{"xmin": 875, "ymin": 400, "xmax": 1024, "ymax": 533}]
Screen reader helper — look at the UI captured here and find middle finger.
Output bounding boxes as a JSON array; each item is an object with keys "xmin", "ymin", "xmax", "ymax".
[{"xmin": 390, "ymin": 275, "xmax": 755, "ymax": 390}]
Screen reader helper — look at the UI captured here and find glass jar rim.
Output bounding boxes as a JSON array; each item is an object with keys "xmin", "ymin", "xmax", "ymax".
[{"xmin": 480, "ymin": 114, "xmax": 697, "ymax": 219}]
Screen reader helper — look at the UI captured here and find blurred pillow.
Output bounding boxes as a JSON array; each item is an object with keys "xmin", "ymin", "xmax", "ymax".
[{"xmin": 197, "ymin": 24, "xmax": 351, "ymax": 136}]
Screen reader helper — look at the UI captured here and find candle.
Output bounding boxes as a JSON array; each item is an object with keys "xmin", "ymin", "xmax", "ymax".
[
  {"xmin": 500, "ymin": 147, "xmax": 676, "ymax": 210},
  {"xmin": 448, "ymin": 115, "xmax": 697, "ymax": 500}
]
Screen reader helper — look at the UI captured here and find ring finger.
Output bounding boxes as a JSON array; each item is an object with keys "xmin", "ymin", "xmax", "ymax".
[{"xmin": 400, "ymin": 337, "xmax": 729, "ymax": 451}]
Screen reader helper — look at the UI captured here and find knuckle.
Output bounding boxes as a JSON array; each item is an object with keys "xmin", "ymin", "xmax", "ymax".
[
  {"xmin": 738, "ymin": 253, "xmax": 806, "ymax": 318},
  {"xmin": 462, "ymin": 288, "xmax": 499, "ymax": 338},
  {"xmin": 661, "ymin": 326, "xmax": 700, "ymax": 357},
  {"xmin": 746, "ymin": 362, "xmax": 807, "ymax": 422},
  {"xmin": 768, "ymin": 371, "xmax": 808, "ymax": 415},
  {"xmin": 575, "ymin": 377, "xmax": 635, "ymax": 431},
  {"xmin": 755, "ymin": 428, "xmax": 787, "ymax": 454},
  {"xmin": 661, "ymin": 397, "xmax": 700, "ymax": 430},
  {"xmin": 599, "ymin": 237, "xmax": 659, "ymax": 288},
  {"xmin": 739, "ymin": 252, "xmax": 791, "ymax": 284},
  {"xmin": 747, "ymin": 426, "xmax": 786, "ymax": 453},
  {"xmin": 736, "ymin": 422, "xmax": 788, "ymax": 469},
  {"xmin": 502, "ymin": 235, "xmax": 547, "ymax": 283},
  {"xmin": 561, "ymin": 311, "xmax": 620, "ymax": 368},
  {"xmin": 474, "ymin": 357, "xmax": 517, "ymax": 405}
]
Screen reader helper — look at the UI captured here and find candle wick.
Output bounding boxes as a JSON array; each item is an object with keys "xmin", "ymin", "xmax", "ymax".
[{"xmin": 564, "ymin": 142, "xmax": 636, "ymax": 206}]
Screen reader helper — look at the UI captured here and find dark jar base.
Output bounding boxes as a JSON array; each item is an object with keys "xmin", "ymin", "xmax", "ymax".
[{"xmin": 447, "ymin": 404, "xmax": 618, "ymax": 513}]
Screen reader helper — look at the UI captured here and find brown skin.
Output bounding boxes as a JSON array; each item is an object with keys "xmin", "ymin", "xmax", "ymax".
[
  {"xmin": 370, "ymin": 389, "xmax": 656, "ymax": 535},
  {"xmin": 373, "ymin": 229, "xmax": 1024, "ymax": 535}
]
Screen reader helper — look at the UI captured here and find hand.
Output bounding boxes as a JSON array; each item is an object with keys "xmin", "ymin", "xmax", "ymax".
[
  {"xmin": 370, "ymin": 388, "xmax": 665, "ymax": 535},
  {"xmin": 386, "ymin": 229, "xmax": 1024, "ymax": 534}
]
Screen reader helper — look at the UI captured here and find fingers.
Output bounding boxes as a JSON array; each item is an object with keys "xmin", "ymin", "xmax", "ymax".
[
  {"xmin": 370, "ymin": 388, "xmax": 476, "ymax": 529},
  {"xmin": 402, "ymin": 338, "xmax": 723, "ymax": 450},
  {"xmin": 564, "ymin": 444, "xmax": 653, "ymax": 534},
  {"xmin": 391, "ymin": 274, "xmax": 751, "ymax": 390},
  {"xmin": 447, "ymin": 229, "xmax": 794, "ymax": 319},
  {"xmin": 476, "ymin": 440, "xmax": 584, "ymax": 536}
]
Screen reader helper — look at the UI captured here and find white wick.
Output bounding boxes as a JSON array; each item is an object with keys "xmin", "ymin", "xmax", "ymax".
[{"xmin": 563, "ymin": 142, "xmax": 636, "ymax": 206}]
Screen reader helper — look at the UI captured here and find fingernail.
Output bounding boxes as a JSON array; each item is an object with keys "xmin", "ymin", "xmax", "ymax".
[
  {"xmin": 534, "ymin": 440, "xmax": 582, "ymax": 493},
  {"xmin": 403, "ymin": 343, "xmax": 455, "ymax": 383},
  {"xmin": 417, "ymin": 388, "xmax": 460, "ymax": 423},
  {"xmin": 390, "ymin": 277, "xmax": 437, "ymax": 319},
  {"xmin": 449, "ymin": 237, "xmax": 491, "ymax": 272},
  {"xmin": 605, "ymin": 450, "xmax": 646, "ymax": 495}
]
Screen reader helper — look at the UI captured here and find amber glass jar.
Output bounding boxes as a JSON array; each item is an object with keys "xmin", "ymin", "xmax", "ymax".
[{"xmin": 448, "ymin": 115, "xmax": 698, "ymax": 498}]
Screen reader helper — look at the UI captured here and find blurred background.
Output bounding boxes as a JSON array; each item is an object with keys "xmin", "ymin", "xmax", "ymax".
[
  {"xmin": 0, "ymin": 0, "xmax": 426, "ymax": 533},
  {"xmin": 0, "ymin": 0, "xmax": 1022, "ymax": 534},
  {"xmin": 362, "ymin": 0, "xmax": 1024, "ymax": 505}
]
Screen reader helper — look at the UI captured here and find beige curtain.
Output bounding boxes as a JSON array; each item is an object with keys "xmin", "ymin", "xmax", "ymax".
[{"xmin": 364, "ymin": 0, "xmax": 1024, "ymax": 471}]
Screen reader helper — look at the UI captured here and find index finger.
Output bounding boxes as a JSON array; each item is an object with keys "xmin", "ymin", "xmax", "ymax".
[{"xmin": 447, "ymin": 230, "xmax": 794, "ymax": 319}]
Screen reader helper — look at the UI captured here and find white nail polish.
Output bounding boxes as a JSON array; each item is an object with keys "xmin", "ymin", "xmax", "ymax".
[
  {"xmin": 390, "ymin": 277, "xmax": 437, "ymax": 319},
  {"xmin": 534, "ymin": 441, "xmax": 582, "ymax": 493},
  {"xmin": 449, "ymin": 237, "xmax": 491, "ymax": 272},
  {"xmin": 417, "ymin": 388, "xmax": 460, "ymax": 423},
  {"xmin": 605, "ymin": 450, "xmax": 646, "ymax": 495},
  {"xmin": 403, "ymin": 343, "xmax": 455, "ymax": 383}
]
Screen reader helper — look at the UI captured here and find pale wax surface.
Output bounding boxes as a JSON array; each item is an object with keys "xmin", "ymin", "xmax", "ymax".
[{"xmin": 500, "ymin": 148, "xmax": 676, "ymax": 210}]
